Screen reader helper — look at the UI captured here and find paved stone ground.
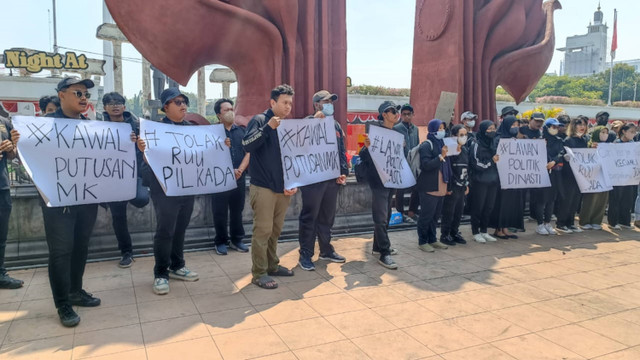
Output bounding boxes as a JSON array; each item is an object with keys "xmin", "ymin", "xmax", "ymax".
[{"xmin": 0, "ymin": 221, "xmax": 639, "ymax": 360}]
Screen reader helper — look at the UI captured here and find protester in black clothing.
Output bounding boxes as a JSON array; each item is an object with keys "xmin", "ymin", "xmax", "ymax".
[
  {"xmin": 490, "ymin": 115, "xmax": 523, "ymax": 239},
  {"xmin": 359, "ymin": 101, "xmax": 402, "ymax": 269},
  {"xmin": 0, "ymin": 115, "xmax": 23, "ymax": 290},
  {"xmin": 297, "ymin": 90, "xmax": 349, "ymax": 271},
  {"xmin": 595, "ymin": 111, "xmax": 617, "ymax": 142},
  {"xmin": 469, "ymin": 120, "xmax": 500, "ymax": 243},
  {"xmin": 556, "ymin": 117, "xmax": 588, "ymax": 233},
  {"xmin": 416, "ymin": 119, "xmax": 451, "ymax": 252},
  {"xmin": 440, "ymin": 124, "xmax": 469, "ymax": 246},
  {"xmin": 138, "ymin": 88, "xmax": 200, "ymax": 296},
  {"xmin": 392, "ymin": 104, "xmax": 420, "ymax": 223},
  {"xmin": 211, "ymin": 98, "xmax": 250, "ymax": 256},
  {"xmin": 557, "ymin": 114, "xmax": 570, "ymax": 140},
  {"xmin": 460, "ymin": 111, "xmax": 477, "ymax": 139},
  {"xmin": 519, "ymin": 112, "xmax": 544, "ymax": 225},
  {"xmin": 102, "ymin": 92, "xmax": 146, "ymax": 268},
  {"xmin": 608, "ymin": 122, "xmax": 638, "ymax": 229},
  {"xmin": 38, "ymin": 95, "xmax": 60, "ymax": 115},
  {"xmin": 533, "ymin": 118, "xmax": 565, "ymax": 236}
]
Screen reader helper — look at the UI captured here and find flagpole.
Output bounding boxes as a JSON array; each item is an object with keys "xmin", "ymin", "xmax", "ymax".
[{"xmin": 608, "ymin": 8, "xmax": 617, "ymax": 106}]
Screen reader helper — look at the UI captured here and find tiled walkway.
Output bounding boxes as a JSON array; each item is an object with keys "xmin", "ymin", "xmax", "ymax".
[{"xmin": 1, "ymin": 222, "xmax": 640, "ymax": 359}]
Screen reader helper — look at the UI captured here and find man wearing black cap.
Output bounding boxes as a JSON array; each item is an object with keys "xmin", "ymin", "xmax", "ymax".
[
  {"xmin": 242, "ymin": 84, "xmax": 297, "ymax": 289},
  {"xmin": 358, "ymin": 100, "xmax": 402, "ymax": 269},
  {"xmin": 392, "ymin": 104, "xmax": 419, "ymax": 224},
  {"xmin": 519, "ymin": 112, "xmax": 544, "ymax": 139},
  {"xmin": 500, "ymin": 106, "xmax": 519, "ymax": 120},
  {"xmin": 595, "ymin": 111, "xmax": 616, "ymax": 142},
  {"xmin": 297, "ymin": 90, "xmax": 348, "ymax": 271},
  {"xmin": 137, "ymin": 88, "xmax": 200, "ymax": 296},
  {"xmin": 21, "ymin": 77, "xmax": 102, "ymax": 327}
]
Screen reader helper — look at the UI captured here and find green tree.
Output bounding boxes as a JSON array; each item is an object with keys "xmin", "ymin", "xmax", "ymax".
[
  {"xmin": 595, "ymin": 64, "xmax": 640, "ymax": 102},
  {"xmin": 125, "ymin": 91, "xmax": 145, "ymax": 117}
]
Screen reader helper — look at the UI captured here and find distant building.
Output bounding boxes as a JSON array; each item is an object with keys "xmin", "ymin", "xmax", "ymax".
[
  {"xmin": 557, "ymin": 4, "xmax": 608, "ymax": 77},
  {"xmin": 614, "ymin": 59, "xmax": 640, "ymax": 73}
]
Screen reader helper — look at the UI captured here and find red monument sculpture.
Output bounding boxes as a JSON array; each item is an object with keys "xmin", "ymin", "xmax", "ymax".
[
  {"xmin": 106, "ymin": 0, "xmax": 560, "ymax": 126},
  {"xmin": 411, "ymin": 0, "xmax": 562, "ymax": 124},
  {"xmin": 105, "ymin": 0, "xmax": 347, "ymax": 126}
]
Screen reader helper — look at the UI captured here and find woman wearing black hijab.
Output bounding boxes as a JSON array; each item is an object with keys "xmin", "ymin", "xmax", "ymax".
[
  {"xmin": 490, "ymin": 115, "xmax": 524, "ymax": 239},
  {"xmin": 469, "ymin": 120, "xmax": 500, "ymax": 243}
]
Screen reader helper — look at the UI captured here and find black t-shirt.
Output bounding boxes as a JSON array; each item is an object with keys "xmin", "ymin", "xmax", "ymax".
[
  {"xmin": 0, "ymin": 117, "xmax": 13, "ymax": 191},
  {"xmin": 519, "ymin": 126, "xmax": 542, "ymax": 139}
]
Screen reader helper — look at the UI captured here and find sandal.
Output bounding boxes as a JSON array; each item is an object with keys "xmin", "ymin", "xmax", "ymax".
[
  {"xmin": 267, "ymin": 266, "xmax": 295, "ymax": 277},
  {"xmin": 252, "ymin": 275, "xmax": 278, "ymax": 289},
  {"xmin": 493, "ymin": 232, "xmax": 509, "ymax": 240}
]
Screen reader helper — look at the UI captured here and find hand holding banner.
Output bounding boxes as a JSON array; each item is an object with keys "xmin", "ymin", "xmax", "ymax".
[
  {"xmin": 564, "ymin": 147, "xmax": 613, "ymax": 193},
  {"xmin": 496, "ymin": 138, "xmax": 551, "ymax": 189},
  {"xmin": 13, "ymin": 116, "xmax": 137, "ymax": 207},
  {"xmin": 140, "ymin": 119, "xmax": 236, "ymax": 196},
  {"xmin": 367, "ymin": 125, "xmax": 416, "ymax": 189},
  {"xmin": 277, "ymin": 116, "xmax": 341, "ymax": 189},
  {"xmin": 597, "ymin": 142, "xmax": 640, "ymax": 186}
]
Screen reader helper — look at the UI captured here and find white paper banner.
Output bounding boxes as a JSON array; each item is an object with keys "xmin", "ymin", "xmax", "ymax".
[
  {"xmin": 598, "ymin": 142, "xmax": 640, "ymax": 186},
  {"xmin": 443, "ymin": 137, "xmax": 460, "ymax": 156},
  {"xmin": 367, "ymin": 125, "xmax": 416, "ymax": 189},
  {"xmin": 13, "ymin": 116, "xmax": 137, "ymax": 207},
  {"xmin": 496, "ymin": 138, "xmax": 551, "ymax": 189},
  {"xmin": 140, "ymin": 119, "xmax": 236, "ymax": 196},
  {"xmin": 277, "ymin": 116, "xmax": 341, "ymax": 189},
  {"xmin": 565, "ymin": 147, "xmax": 613, "ymax": 193}
]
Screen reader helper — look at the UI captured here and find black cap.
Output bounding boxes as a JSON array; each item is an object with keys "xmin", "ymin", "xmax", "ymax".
[
  {"xmin": 160, "ymin": 87, "xmax": 189, "ymax": 109},
  {"xmin": 378, "ymin": 101, "xmax": 401, "ymax": 116},
  {"xmin": 56, "ymin": 77, "xmax": 95, "ymax": 92},
  {"xmin": 400, "ymin": 103, "xmax": 414, "ymax": 113},
  {"xmin": 596, "ymin": 111, "xmax": 610, "ymax": 118},
  {"xmin": 312, "ymin": 90, "xmax": 338, "ymax": 103},
  {"xmin": 501, "ymin": 106, "xmax": 519, "ymax": 117},
  {"xmin": 531, "ymin": 112, "xmax": 545, "ymax": 121}
]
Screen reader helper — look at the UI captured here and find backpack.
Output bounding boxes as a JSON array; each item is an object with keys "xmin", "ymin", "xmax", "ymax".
[
  {"xmin": 408, "ymin": 140, "xmax": 432, "ymax": 179},
  {"xmin": 353, "ymin": 156, "xmax": 368, "ymax": 183}
]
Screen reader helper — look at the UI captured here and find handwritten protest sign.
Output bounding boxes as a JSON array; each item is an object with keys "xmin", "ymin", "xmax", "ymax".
[
  {"xmin": 367, "ymin": 125, "xmax": 416, "ymax": 189},
  {"xmin": 598, "ymin": 142, "xmax": 640, "ymax": 186},
  {"xmin": 565, "ymin": 147, "xmax": 612, "ymax": 193},
  {"xmin": 140, "ymin": 119, "xmax": 236, "ymax": 196},
  {"xmin": 13, "ymin": 116, "xmax": 137, "ymax": 207},
  {"xmin": 443, "ymin": 137, "xmax": 460, "ymax": 156},
  {"xmin": 496, "ymin": 139, "xmax": 550, "ymax": 189},
  {"xmin": 277, "ymin": 116, "xmax": 341, "ymax": 189}
]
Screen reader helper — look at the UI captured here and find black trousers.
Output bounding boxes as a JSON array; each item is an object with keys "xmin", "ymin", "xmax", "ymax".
[
  {"xmin": 533, "ymin": 171, "xmax": 561, "ymax": 225},
  {"xmin": 418, "ymin": 192, "xmax": 444, "ymax": 245},
  {"xmin": 151, "ymin": 192, "xmax": 194, "ymax": 279},
  {"xmin": 0, "ymin": 190, "xmax": 11, "ymax": 274},
  {"xmin": 470, "ymin": 181, "xmax": 498, "ymax": 234},
  {"xmin": 556, "ymin": 180, "xmax": 582, "ymax": 228},
  {"xmin": 211, "ymin": 179, "xmax": 246, "ymax": 245},
  {"xmin": 108, "ymin": 201, "xmax": 133, "ymax": 255},
  {"xmin": 371, "ymin": 187, "xmax": 393, "ymax": 256},
  {"xmin": 298, "ymin": 180, "xmax": 340, "ymax": 258},
  {"xmin": 608, "ymin": 185, "xmax": 636, "ymax": 227},
  {"xmin": 441, "ymin": 187, "xmax": 465, "ymax": 237},
  {"xmin": 395, "ymin": 186, "xmax": 419, "ymax": 215},
  {"xmin": 42, "ymin": 204, "xmax": 98, "ymax": 308}
]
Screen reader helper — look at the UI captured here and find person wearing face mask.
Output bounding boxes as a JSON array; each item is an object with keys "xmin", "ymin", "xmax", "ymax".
[
  {"xmin": 359, "ymin": 101, "xmax": 403, "ymax": 269},
  {"xmin": 297, "ymin": 90, "xmax": 349, "ymax": 271},
  {"xmin": 577, "ymin": 126, "xmax": 611, "ymax": 230},
  {"xmin": 415, "ymin": 119, "xmax": 451, "ymax": 252},
  {"xmin": 392, "ymin": 104, "xmax": 420, "ymax": 224},
  {"xmin": 607, "ymin": 123, "xmax": 638, "ymax": 230},
  {"xmin": 210, "ymin": 98, "xmax": 250, "ymax": 255},
  {"xmin": 489, "ymin": 115, "xmax": 523, "ymax": 239},
  {"xmin": 556, "ymin": 114, "xmax": 570, "ymax": 140},
  {"xmin": 555, "ymin": 117, "xmax": 588, "ymax": 233},
  {"xmin": 519, "ymin": 112, "xmax": 544, "ymax": 224},
  {"xmin": 469, "ymin": 120, "xmax": 500, "ymax": 243},
  {"xmin": 439, "ymin": 124, "xmax": 470, "ymax": 246},
  {"xmin": 460, "ymin": 111, "xmax": 478, "ymax": 142},
  {"xmin": 532, "ymin": 118, "xmax": 565, "ymax": 236}
]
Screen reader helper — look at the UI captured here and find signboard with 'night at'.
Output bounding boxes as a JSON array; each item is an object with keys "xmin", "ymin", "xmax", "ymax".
[{"xmin": 3, "ymin": 49, "xmax": 89, "ymax": 73}]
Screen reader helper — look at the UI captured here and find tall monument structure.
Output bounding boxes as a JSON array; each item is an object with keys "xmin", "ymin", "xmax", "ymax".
[{"xmin": 557, "ymin": 3, "xmax": 608, "ymax": 77}]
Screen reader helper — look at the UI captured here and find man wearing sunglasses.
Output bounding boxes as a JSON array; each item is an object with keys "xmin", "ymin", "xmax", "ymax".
[
  {"xmin": 19, "ymin": 77, "xmax": 102, "ymax": 327},
  {"xmin": 102, "ymin": 92, "xmax": 145, "ymax": 269},
  {"xmin": 137, "ymin": 88, "xmax": 200, "ymax": 296}
]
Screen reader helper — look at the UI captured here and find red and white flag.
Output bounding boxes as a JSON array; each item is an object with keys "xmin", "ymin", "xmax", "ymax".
[{"xmin": 611, "ymin": 9, "xmax": 618, "ymax": 59}]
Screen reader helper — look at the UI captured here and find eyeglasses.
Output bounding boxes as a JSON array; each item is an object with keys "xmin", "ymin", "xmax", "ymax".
[
  {"xmin": 385, "ymin": 108, "xmax": 397, "ymax": 115},
  {"xmin": 69, "ymin": 90, "xmax": 91, "ymax": 99},
  {"xmin": 172, "ymin": 99, "xmax": 188, "ymax": 106},
  {"xmin": 105, "ymin": 102, "xmax": 124, "ymax": 107}
]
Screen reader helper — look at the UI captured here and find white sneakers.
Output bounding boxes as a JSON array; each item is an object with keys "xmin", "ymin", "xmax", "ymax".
[
  {"xmin": 545, "ymin": 224, "xmax": 557, "ymax": 235},
  {"xmin": 153, "ymin": 278, "xmax": 169, "ymax": 295},
  {"xmin": 481, "ymin": 233, "xmax": 497, "ymax": 242},
  {"xmin": 537, "ymin": 224, "xmax": 557, "ymax": 235},
  {"xmin": 473, "ymin": 234, "xmax": 486, "ymax": 243}
]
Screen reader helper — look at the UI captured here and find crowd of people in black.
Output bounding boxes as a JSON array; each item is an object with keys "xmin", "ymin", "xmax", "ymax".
[{"xmin": 0, "ymin": 78, "xmax": 639, "ymax": 328}]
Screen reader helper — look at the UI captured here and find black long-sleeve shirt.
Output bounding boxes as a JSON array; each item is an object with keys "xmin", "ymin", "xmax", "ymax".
[{"xmin": 242, "ymin": 109, "xmax": 286, "ymax": 193}]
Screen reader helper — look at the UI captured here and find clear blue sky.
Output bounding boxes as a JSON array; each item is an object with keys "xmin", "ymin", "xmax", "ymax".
[{"xmin": 1, "ymin": 0, "xmax": 638, "ymax": 99}]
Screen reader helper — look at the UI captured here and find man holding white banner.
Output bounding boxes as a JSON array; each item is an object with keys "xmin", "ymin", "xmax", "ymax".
[
  {"xmin": 295, "ymin": 90, "xmax": 348, "ymax": 271},
  {"xmin": 137, "ymin": 88, "xmax": 210, "ymax": 296}
]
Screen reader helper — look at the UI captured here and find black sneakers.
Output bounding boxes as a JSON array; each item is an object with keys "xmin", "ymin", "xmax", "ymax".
[
  {"xmin": 318, "ymin": 252, "xmax": 346, "ymax": 263},
  {"xmin": 452, "ymin": 233, "xmax": 467, "ymax": 244},
  {"xmin": 57, "ymin": 305, "xmax": 80, "ymax": 327},
  {"xmin": 69, "ymin": 289, "xmax": 101, "ymax": 307},
  {"xmin": 377, "ymin": 255, "xmax": 398, "ymax": 270},
  {"xmin": 118, "ymin": 253, "xmax": 133, "ymax": 268},
  {"xmin": 440, "ymin": 235, "xmax": 457, "ymax": 246},
  {"xmin": 0, "ymin": 273, "xmax": 23, "ymax": 289}
]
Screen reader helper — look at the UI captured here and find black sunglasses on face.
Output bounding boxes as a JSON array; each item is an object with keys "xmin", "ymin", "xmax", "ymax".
[
  {"xmin": 172, "ymin": 99, "xmax": 188, "ymax": 106},
  {"xmin": 69, "ymin": 90, "xmax": 91, "ymax": 99},
  {"xmin": 385, "ymin": 108, "xmax": 397, "ymax": 115}
]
